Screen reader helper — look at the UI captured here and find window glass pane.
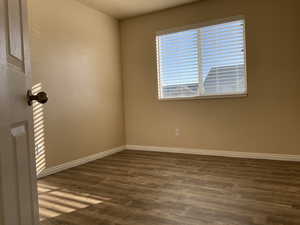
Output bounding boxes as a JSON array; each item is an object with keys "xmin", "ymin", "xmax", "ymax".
[
  {"xmin": 158, "ymin": 29, "xmax": 199, "ymax": 98},
  {"xmin": 157, "ymin": 18, "xmax": 247, "ymax": 99},
  {"xmin": 200, "ymin": 20, "xmax": 246, "ymax": 95}
]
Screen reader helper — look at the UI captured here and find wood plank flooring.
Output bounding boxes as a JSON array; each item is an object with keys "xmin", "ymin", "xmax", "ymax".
[{"xmin": 38, "ymin": 150, "xmax": 300, "ymax": 225}]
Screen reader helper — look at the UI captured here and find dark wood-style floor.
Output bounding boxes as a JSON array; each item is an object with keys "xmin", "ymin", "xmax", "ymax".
[{"xmin": 38, "ymin": 150, "xmax": 300, "ymax": 225}]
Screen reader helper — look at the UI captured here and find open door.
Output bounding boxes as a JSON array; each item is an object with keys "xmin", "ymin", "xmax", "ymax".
[{"xmin": 0, "ymin": 0, "xmax": 42, "ymax": 224}]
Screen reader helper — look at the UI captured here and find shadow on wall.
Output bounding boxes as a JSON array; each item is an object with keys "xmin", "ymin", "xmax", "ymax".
[{"xmin": 32, "ymin": 83, "xmax": 47, "ymax": 175}]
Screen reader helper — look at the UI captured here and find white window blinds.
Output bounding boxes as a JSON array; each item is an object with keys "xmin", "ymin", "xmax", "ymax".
[{"xmin": 156, "ymin": 18, "xmax": 247, "ymax": 99}]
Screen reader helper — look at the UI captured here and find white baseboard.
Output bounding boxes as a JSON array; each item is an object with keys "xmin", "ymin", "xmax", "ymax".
[
  {"xmin": 37, "ymin": 145, "xmax": 126, "ymax": 179},
  {"xmin": 126, "ymin": 145, "xmax": 300, "ymax": 162},
  {"xmin": 37, "ymin": 144, "xmax": 300, "ymax": 179}
]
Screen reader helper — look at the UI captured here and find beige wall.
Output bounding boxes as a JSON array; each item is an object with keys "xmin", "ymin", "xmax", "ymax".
[
  {"xmin": 27, "ymin": 0, "xmax": 300, "ymax": 169},
  {"xmin": 28, "ymin": 0, "xmax": 125, "ymax": 168},
  {"xmin": 121, "ymin": 0, "xmax": 300, "ymax": 155}
]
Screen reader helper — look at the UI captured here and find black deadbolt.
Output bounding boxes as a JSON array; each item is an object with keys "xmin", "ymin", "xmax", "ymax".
[{"xmin": 27, "ymin": 90, "xmax": 48, "ymax": 106}]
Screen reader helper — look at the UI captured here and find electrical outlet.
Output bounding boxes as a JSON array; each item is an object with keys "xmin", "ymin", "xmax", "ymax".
[{"xmin": 175, "ymin": 128, "xmax": 180, "ymax": 136}]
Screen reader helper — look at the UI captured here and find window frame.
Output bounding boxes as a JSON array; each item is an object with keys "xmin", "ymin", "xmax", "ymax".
[{"xmin": 156, "ymin": 15, "xmax": 248, "ymax": 101}]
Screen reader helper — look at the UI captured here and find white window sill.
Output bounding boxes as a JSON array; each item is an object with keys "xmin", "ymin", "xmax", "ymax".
[{"xmin": 158, "ymin": 93, "xmax": 248, "ymax": 101}]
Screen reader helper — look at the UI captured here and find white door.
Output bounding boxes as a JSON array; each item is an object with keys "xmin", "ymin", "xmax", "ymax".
[{"xmin": 0, "ymin": 0, "xmax": 41, "ymax": 224}]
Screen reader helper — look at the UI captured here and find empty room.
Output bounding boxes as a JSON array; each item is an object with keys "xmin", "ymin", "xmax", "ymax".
[{"xmin": 0, "ymin": 0, "xmax": 299, "ymax": 225}]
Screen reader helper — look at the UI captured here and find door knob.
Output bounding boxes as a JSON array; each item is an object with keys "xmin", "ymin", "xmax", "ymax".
[{"xmin": 27, "ymin": 90, "xmax": 48, "ymax": 106}]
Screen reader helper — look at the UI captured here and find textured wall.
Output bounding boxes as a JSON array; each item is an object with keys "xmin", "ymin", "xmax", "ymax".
[
  {"xmin": 121, "ymin": 0, "xmax": 300, "ymax": 155},
  {"xmin": 28, "ymin": 0, "xmax": 125, "ymax": 168}
]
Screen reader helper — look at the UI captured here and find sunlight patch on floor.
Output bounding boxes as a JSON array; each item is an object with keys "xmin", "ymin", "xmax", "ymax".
[{"xmin": 38, "ymin": 182, "xmax": 109, "ymax": 221}]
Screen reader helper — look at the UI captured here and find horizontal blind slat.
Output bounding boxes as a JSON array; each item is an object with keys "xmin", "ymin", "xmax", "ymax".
[
  {"xmin": 159, "ymin": 52, "xmax": 198, "ymax": 59},
  {"xmin": 161, "ymin": 68, "xmax": 199, "ymax": 74},
  {"xmin": 159, "ymin": 47, "xmax": 198, "ymax": 54}
]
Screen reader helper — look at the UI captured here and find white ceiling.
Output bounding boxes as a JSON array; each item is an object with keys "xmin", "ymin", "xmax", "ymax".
[{"xmin": 75, "ymin": 0, "xmax": 199, "ymax": 19}]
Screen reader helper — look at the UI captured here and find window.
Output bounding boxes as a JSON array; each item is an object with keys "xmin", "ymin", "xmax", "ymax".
[{"xmin": 156, "ymin": 17, "xmax": 247, "ymax": 100}]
